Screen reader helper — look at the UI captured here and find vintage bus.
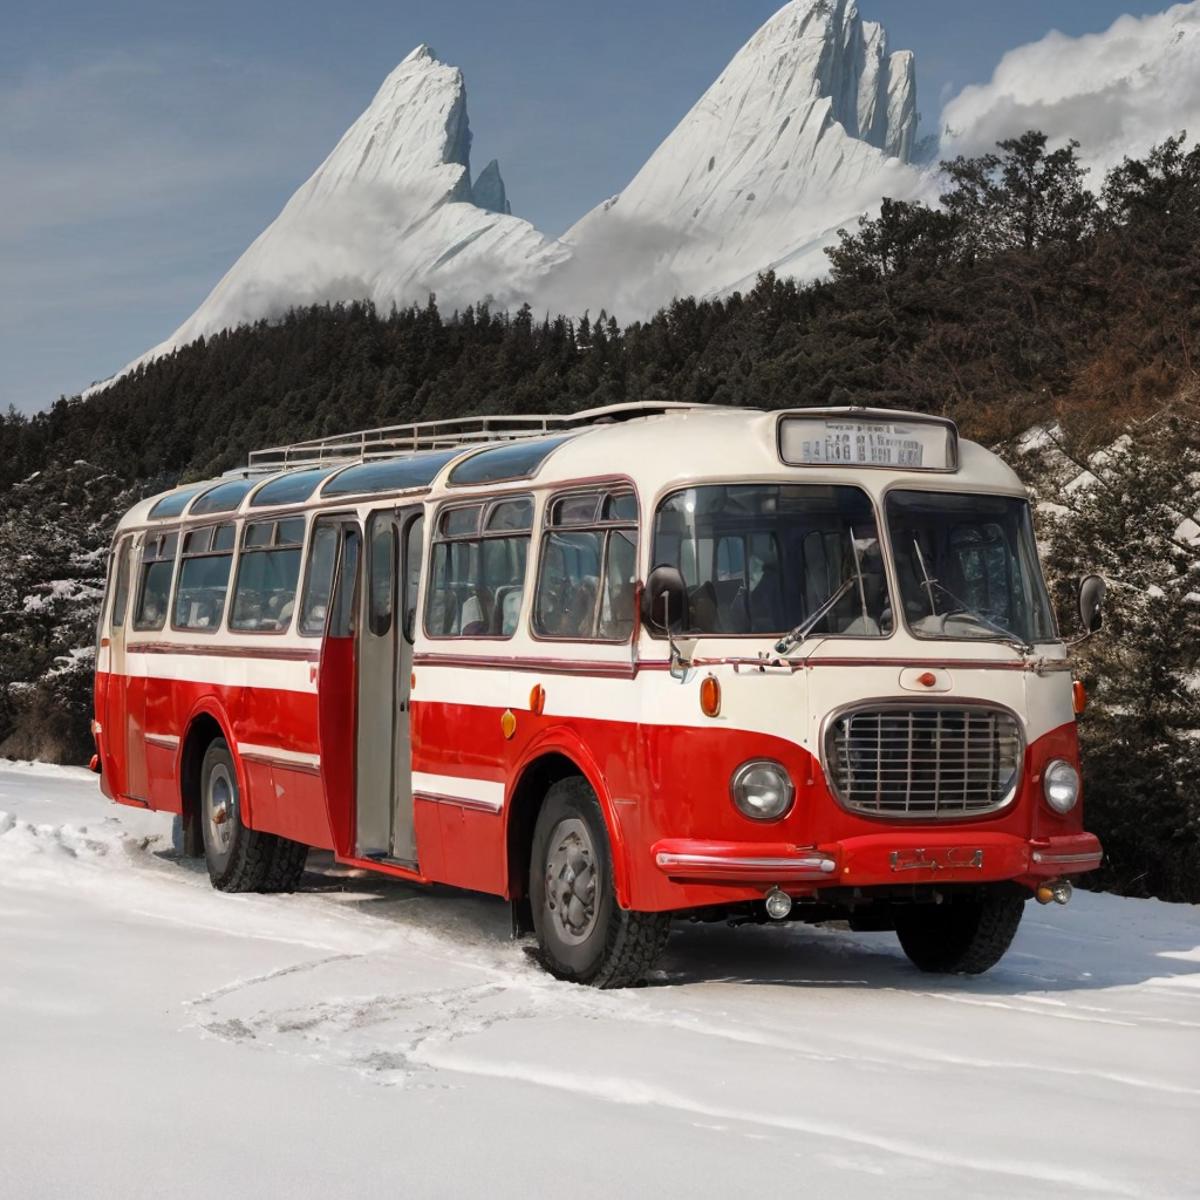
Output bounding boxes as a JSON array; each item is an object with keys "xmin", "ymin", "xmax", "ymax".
[{"xmin": 92, "ymin": 404, "xmax": 1104, "ymax": 986}]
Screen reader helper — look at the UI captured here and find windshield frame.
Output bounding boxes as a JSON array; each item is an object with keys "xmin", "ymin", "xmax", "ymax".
[
  {"xmin": 881, "ymin": 482, "xmax": 1061, "ymax": 648},
  {"xmin": 646, "ymin": 479, "xmax": 898, "ymax": 644}
]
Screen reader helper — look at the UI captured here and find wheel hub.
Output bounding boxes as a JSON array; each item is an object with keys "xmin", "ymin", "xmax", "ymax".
[
  {"xmin": 545, "ymin": 818, "xmax": 599, "ymax": 945},
  {"xmin": 206, "ymin": 764, "xmax": 236, "ymax": 855}
]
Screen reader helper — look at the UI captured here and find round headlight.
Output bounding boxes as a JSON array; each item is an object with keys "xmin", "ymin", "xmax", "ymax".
[
  {"xmin": 731, "ymin": 760, "xmax": 795, "ymax": 822},
  {"xmin": 1043, "ymin": 759, "xmax": 1080, "ymax": 814}
]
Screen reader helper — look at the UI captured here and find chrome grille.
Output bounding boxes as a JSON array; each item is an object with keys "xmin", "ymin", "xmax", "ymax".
[{"xmin": 825, "ymin": 705, "xmax": 1022, "ymax": 819}]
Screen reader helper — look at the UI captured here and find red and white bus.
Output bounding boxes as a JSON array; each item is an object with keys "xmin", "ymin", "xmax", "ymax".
[{"xmin": 93, "ymin": 404, "xmax": 1103, "ymax": 986}]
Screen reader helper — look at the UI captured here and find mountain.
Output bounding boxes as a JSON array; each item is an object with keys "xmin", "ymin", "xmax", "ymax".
[
  {"xmin": 104, "ymin": 1, "xmax": 921, "ymax": 385},
  {"xmin": 553, "ymin": 0, "xmax": 921, "ymax": 314},
  {"xmin": 109, "ymin": 45, "xmax": 566, "ymax": 384}
]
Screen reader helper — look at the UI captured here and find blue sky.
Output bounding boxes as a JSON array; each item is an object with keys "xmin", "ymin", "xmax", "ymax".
[{"xmin": 2, "ymin": 0, "xmax": 1175, "ymax": 413}]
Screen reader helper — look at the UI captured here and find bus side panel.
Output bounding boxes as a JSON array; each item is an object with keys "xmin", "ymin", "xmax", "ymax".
[
  {"xmin": 413, "ymin": 799, "xmax": 505, "ymax": 895},
  {"xmin": 252, "ymin": 766, "xmax": 334, "ymax": 851}
]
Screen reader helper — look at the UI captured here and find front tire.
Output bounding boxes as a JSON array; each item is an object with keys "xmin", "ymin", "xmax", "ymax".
[
  {"xmin": 894, "ymin": 888, "xmax": 1026, "ymax": 975},
  {"xmin": 530, "ymin": 777, "xmax": 669, "ymax": 988},
  {"xmin": 200, "ymin": 738, "xmax": 308, "ymax": 893}
]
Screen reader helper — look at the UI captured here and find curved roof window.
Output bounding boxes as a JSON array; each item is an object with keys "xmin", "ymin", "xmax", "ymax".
[
  {"xmin": 190, "ymin": 478, "xmax": 256, "ymax": 516},
  {"xmin": 250, "ymin": 467, "xmax": 339, "ymax": 509},
  {"xmin": 322, "ymin": 449, "xmax": 463, "ymax": 499},
  {"xmin": 148, "ymin": 484, "xmax": 208, "ymax": 520},
  {"xmin": 448, "ymin": 436, "xmax": 574, "ymax": 487}
]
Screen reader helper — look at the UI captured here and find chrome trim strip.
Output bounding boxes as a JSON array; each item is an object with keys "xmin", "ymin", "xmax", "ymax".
[
  {"xmin": 655, "ymin": 852, "xmax": 837, "ymax": 875},
  {"xmin": 1031, "ymin": 850, "xmax": 1103, "ymax": 865},
  {"xmin": 414, "ymin": 791, "xmax": 504, "ymax": 815},
  {"xmin": 237, "ymin": 743, "xmax": 320, "ymax": 770},
  {"xmin": 144, "ymin": 733, "xmax": 180, "ymax": 751}
]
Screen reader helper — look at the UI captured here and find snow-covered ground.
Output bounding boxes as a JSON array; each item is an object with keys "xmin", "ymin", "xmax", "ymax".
[{"xmin": 1, "ymin": 763, "xmax": 1197, "ymax": 1199}]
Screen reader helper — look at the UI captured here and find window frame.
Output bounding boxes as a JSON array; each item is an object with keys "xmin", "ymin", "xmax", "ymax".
[
  {"xmin": 532, "ymin": 486, "xmax": 641, "ymax": 645},
  {"xmin": 880, "ymin": 483, "xmax": 1060, "ymax": 646},
  {"xmin": 131, "ymin": 530, "xmax": 180, "ymax": 633},
  {"xmin": 423, "ymin": 493, "xmax": 534, "ymax": 641},
  {"xmin": 170, "ymin": 522, "xmax": 237, "ymax": 635},
  {"xmin": 298, "ymin": 512, "xmax": 359, "ymax": 638},
  {"xmin": 109, "ymin": 535, "xmax": 133, "ymax": 631},
  {"xmin": 229, "ymin": 515, "xmax": 308, "ymax": 636},
  {"xmin": 647, "ymin": 481, "xmax": 897, "ymax": 643}
]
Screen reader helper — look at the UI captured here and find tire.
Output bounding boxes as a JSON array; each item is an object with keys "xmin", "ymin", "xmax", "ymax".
[
  {"xmin": 894, "ymin": 888, "xmax": 1026, "ymax": 975},
  {"xmin": 200, "ymin": 738, "xmax": 308, "ymax": 893},
  {"xmin": 530, "ymin": 777, "xmax": 669, "ymax": 988}
]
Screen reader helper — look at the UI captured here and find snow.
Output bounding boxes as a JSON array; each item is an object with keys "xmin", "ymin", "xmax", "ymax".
[
  {"xmin": 941, "ymin": 2, "xmax": 1200, "ymax": 180},
  {"xmin": 1, "ymin": 762, "xmax": 1198, "ymax": 1198}
]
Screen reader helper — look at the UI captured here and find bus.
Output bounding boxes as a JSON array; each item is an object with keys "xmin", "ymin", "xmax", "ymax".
[{"xmin": 92, "ymin": 403, "xmax": 1104, "ymax": 987}]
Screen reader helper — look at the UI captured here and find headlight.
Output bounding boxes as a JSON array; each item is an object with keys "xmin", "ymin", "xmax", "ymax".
[
  {"xmin": 1043, "ymin": 759, "xmax": 1080, "ymax": 814},
  {"xmin": 731, "ymin": 760, "xmax": 795, "ymax": 822}
]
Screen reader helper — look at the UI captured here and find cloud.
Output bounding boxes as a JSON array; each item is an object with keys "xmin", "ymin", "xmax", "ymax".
[{"xmin": 939, "ymin": 2, "xmax": 1200, "ymax": 176}]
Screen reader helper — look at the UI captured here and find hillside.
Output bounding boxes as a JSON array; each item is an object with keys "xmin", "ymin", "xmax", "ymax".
[{"xmin": 2, "ymin": 132, "xmax": 1197, "ymax": 900}]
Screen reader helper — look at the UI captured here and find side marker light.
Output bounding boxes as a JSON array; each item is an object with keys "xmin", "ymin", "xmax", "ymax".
[{"xmin": 700, "ymin": 675, "xmax": 721, "ymax": 718}]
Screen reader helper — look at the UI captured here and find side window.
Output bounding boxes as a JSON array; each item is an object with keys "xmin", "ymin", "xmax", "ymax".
[
  {"xmin": 173, "ymin": 524, "xmax": 235, "ymax": 631},
  {"xmin": 329, "ymin": 526, "xmax": 362, "ymax": 637},
  {"xmin": 231, "ymin": 518, "xmax": 305, "ymax": 633},
  {"xmin": 534, "ymin": 488, "xmax": 638, "ymax": 641},
  {"xmin": 132, "ymin": 531, "xmax": 179, "ymax": 632},
  {"xmin": 403, "ymin": 514, "xmax": 425, "ymax": 643},
  {"xmin": 367, "ymin": 516, "xmax": 397, "ymax": 638},
  {"xmin": 110, "ymin": 538, "xmax": 132, "ymax": 629},
  {"xmin": 299, "ymin": 519, "xmax": 341, "ymax": 636},
  {"xmin": 425, "ymin": 498, "xmax": 532, "ymax": 638}
]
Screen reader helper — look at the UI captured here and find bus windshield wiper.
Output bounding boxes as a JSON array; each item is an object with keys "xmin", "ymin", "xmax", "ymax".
[
  {"xmin": 774, "ymin": 578, "xmax": 856, "ymax": 656},
  {"xmin": 928, "ymin": 580, "xmax": 1034, "ymax": 655}
]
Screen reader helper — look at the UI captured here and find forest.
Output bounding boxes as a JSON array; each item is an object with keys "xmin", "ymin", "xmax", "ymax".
[{"xmin": 1, "ymin": 131, "xmax": 1197, "ymax": 900}]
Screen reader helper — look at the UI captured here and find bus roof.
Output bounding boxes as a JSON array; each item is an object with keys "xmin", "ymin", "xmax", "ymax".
[{"xmin": 117, "ymin": 407, "xmax": 1026, "ymax": 532}]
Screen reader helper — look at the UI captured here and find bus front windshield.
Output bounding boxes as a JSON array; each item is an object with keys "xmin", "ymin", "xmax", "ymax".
[
  {"xmin": 652, "ymin": 485, "xmax": 893, "ymax": 638},
  {"xmin": 886, "ymin": 490, "xmax": 1057, "ymax": 646}
]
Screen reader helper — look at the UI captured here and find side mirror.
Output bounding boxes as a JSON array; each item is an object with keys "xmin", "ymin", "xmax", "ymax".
[
  {"xmin": 1078, "ymin": 574, "xmax": 1106, "ymax": 635},
  {"xmin": 641, "ymin": 565, "xmax": 689, "ymax": 634}
]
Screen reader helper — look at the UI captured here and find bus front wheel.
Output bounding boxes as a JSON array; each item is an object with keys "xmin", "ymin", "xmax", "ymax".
[
  {"xmin": 530, "ymin": 777, "xmax": 669, "ymax": 988},
  {"xmin": 894, "ymin": 887, "xmax": 1026, "ymax": 975},
  {"xmin": 199, "ymin": 738, "xmax": 308, "ymax": 893}
]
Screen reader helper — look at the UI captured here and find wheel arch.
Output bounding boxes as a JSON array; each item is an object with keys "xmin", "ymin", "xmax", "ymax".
[
  {"xmin": 506, "ymin": 730, "xmax": 632, "ymax": 911},
  {"xmin": 179, "ymin": 701, "xmax": 242, "ymax": 853}
]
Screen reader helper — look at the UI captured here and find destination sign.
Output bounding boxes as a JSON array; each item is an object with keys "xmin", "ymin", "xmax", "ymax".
[{"xmin": 779, "ymin": 416, "xmax": 957, "ymax": 471}]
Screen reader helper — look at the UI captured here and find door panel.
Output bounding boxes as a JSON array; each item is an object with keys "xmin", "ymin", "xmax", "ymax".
[
  {"xmin": 317, "ymin": 520, "xmax": 362, "ymax": 858},
  {"xmin": 102, "ymin": 536, "xmax": 132, "ymax": 792},
  {"xmin": 355, "ymin": 507, "xmax": 423, "ymax": 863}
]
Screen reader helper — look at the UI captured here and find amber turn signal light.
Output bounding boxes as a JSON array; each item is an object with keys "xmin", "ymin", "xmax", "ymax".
[
  {"xmin": 530, "ymin": 683, "xmax": 546, "ymax": 716},
  {"xmin": 1073, "ymin": 680, "xmax": 1087, "ymax": 715},
  {"xmin": 700, "ymin": 675, "xmax": 721, "ymax": 718}
]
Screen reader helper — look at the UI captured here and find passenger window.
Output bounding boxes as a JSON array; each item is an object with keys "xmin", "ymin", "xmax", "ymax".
[
  {"xmin": 231, "ymin": 518, "xmax": 305, "ymax": 632},
  {"xmin": 110, "ymin": 539, "xmax": 131, "ymax": 629},
  {"xmin": 132, "ymin": 532, "xmax": 179, "ymax": 631},
  {"xmin": 534, "ymin": 488, "xmax": 638, "ymax": 641},
  {"xmin": 328, "ymin": 526, "xmax": 362, "ymax": 638},
  {"xmin": 403, "ymin": 515, "xmax": 424, "ymax": 643},
  {"xmin": 368, "ymin": 517, "xmax": 396, "ymax": 637},
  {"xmin": 174, "ymin": 523, "xmax": 235, "ymax": 630},
  {"xmin": 299, "ymin": 520, "xmax": 340, "ymax": 636},
  {"xmin": 426, "ymin": 497, "xmax": 532, "ymax": 638}
]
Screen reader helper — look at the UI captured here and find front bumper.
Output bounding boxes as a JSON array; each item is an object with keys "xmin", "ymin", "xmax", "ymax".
[{"xmin": 652, "ymin": 831, "xmax": 1102, "ymax": 892}]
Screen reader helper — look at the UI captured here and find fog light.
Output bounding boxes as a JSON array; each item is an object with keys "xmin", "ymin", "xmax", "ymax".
[
  {"xmin": 765, "ymin": 887, "xmax": 793, "ymax": 920},
  {"xmin": 1051, "ymin": 880, "xmax": 1073, "ymax": 906},
  {"xmin": 730, "ymin": 760, "xmax": 795, "ymax": 822},
  {"xmin": 1043, "ymin": 759, "xmax": 1080, "ymax": 814}
]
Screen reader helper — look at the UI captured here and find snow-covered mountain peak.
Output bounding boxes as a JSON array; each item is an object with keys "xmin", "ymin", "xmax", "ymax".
[
  {"xmin": 552, "ymin": 0, "xmax": 923, "ymax": 316},
  {"xmin": 730, "ymin": 0, "xmax": 916, "ymax": 161}
]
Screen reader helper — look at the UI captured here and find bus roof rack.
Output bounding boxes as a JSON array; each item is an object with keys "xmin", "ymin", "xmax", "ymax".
[{"xmin": 247, "ymin": 402, "xmax": 717, "ymax": 472}]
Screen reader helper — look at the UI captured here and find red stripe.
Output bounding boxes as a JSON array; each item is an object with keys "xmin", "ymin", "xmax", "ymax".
[{"xmin": 127, "ymin": 642, "xmax": 320, "ymax": 662}]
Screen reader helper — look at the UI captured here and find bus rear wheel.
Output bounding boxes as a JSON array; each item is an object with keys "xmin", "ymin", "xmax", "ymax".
[
  {"xmin": 530, "ymin": 777, "xmax": 669, "ymax": 988},
  {"xmin": 200, "ymin": 738, "xmax": 308, "ymax": 893},
  {"xmin": 894, "ymin": 887, "xmax": 1026, "ymax": 975}
]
